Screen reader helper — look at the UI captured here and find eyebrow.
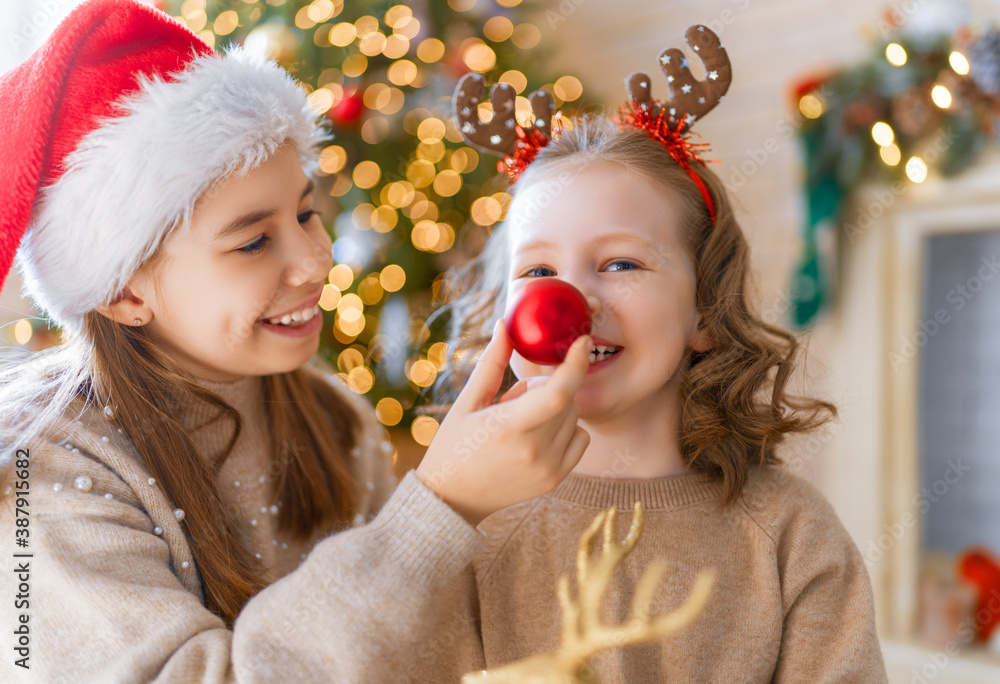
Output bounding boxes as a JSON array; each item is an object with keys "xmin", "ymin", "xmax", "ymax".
[
  {"xmin": 214, "ymin": 179, "xmax": 315, "ymax": 241},
  {"xmin": 513, "ymin": 231, "xmax": 654, "ymax": 256}
]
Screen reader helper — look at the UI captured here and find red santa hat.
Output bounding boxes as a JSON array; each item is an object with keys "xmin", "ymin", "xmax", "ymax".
[{"xmin": 0, "ymin": 0, "xmax": 327, "ymax": 334}]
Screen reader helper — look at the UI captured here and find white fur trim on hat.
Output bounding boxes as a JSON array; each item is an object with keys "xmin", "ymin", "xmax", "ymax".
[{"xmin": 15, "ymin": 44, "xmax": 329, "ymax": 335}]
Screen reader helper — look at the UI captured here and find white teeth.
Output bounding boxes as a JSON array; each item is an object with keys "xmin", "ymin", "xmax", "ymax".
[
  {"xmin": 266, "ymin": 305, "xmax": 320, "ymax": 326},
  {"xmin": 588, "ymin": 346, "xmax": 621, "ymax": 363}
]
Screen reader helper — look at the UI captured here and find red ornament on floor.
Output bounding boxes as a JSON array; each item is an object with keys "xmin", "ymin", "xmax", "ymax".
[{"xmin": 505, "ymin": 279, "xmax": 592, "ymax": 365}]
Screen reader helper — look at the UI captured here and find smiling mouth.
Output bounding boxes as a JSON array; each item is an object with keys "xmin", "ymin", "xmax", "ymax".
[{"xmin": 261, "ymin": 304, "xmax": 321, "ymax": 327}]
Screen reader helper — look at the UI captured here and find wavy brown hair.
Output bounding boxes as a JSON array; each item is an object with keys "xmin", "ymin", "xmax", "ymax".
[
  {"xmin": 424, "ymin": 115, "xmax": 836, "ymax": 507},
  {"xmin": 1, "ymin": 269, "xmax": 360, "ymax": 628}
]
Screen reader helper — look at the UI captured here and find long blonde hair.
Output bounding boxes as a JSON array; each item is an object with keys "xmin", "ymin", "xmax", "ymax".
[
  {"xmin": 426, "ymin": 115, "xmax": 836, "ymax": 506},
  {"xmin": 1, "ymin": 249, "xmax": 360, "ymax": 629}
]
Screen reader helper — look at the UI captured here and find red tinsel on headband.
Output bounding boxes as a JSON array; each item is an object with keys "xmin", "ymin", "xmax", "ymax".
[
  {"xmin": 499, "ymin": 126, "xmax": 554, "ymax": 183},
  {"xmin": 615, "ymin": 99, "xmax": 718, "ymax": 222}
]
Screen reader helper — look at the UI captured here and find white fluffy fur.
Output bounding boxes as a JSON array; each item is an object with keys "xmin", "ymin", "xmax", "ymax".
[{"xmin": 16, "ymin": 44, "xmax": 329, "ymax": 335}]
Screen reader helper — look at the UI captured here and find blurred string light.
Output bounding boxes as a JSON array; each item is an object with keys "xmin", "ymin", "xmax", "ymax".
[
  {"xmin": 798, "ymin": 93, "xmax": 824, "ymax": 119},
  {"xmin": 905, "ymin": 156, "xmax": 928, "ymax": 183},
  {"xmin": 949, "ymin": 51, "xmax": 970, "ymax": 75},
  {"xmin": 13, "ymin": 319, "xmax": 32, "ymax": 346},
  {"xmin": 931, "ymin": 84, "xmax": 952, "ymax": 109},
  {"xmin": 885, "ymin": 42, "xmax": 907, "ymax": 66},
  {"xmin": 871, "ymin": 121, "xmax": 894, "ymax": 146}
]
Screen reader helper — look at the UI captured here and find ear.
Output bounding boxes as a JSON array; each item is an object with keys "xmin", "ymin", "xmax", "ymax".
[
  {"xmin": 95, "ymin": 279, "xmax": 155, "ymax": 327},
  {"xmin": 690, "ymin": 317, "xmax": 714, "ymax": 353}
]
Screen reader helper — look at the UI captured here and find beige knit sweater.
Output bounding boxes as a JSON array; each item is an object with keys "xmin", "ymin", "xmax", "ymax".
[
  {"xmin": 413, "ymin": 466, "xmax": 890, "ymax": 682},
  {"xmin": 1, "ymin": 363, "xmax": 485, "ymax": 683}
]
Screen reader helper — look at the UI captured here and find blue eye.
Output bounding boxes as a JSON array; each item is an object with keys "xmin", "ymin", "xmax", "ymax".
[
  {"xmin": 607, "ymin": 260, "xmax": 638, "ymax": 272},
  {"xmin": 237, "ymin": 235, "xmax": 270, "ymax": 254},
  {"xmin": 523, "ymin": 266, "xmax": 554, "ymax": 277}
]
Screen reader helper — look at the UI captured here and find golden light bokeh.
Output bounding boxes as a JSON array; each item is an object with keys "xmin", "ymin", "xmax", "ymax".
[
  {"xmin": 484, "ymin": 16, "xmax": 514, "ymax": 42},
  {"xmin": 382, "ymin": 34, "xmax": 410, "ymax": 59},
  {"xmin": 427, "ymin": 341, "xmax": 450, "ymax": 369},
  {"xmin": 463, "ymin": 42, "xmax": 497, "ymax": 72},
  {"xmin": 319, "ymin": 284, "xmax": 342, "ymax": 311},
  {"xmin": 354, "ymin": 15, "xmax": 379, "ymax": 38},
  {"xmin": 408, "ymin": 359, "xmax": 438, "ymax": 387},
  {"xmin": 347, "ymin": 366, "xmax": 374, "ymax": 394},
  {"xmin": 407, "ymin": 159, "xmax": 436, "ymax": 187},
  {"xmin": 329, "ymin": 263, "xmax": 355, "ymax": 290},
  {"xmin": 417, "ymin": 37, "xmax": 446, "ymax": 63},
  {"xmin": 554, "ymin": 75, "xmax": 583, "ymax": 101},
  {"xmin": 880, "ymin": 143, "xmax": 902, "ymax": 166},
  {"xmin": 376, "ymin": 397, "xmax": 403, "ymax": 426},
  {"xmin": 387, "ymin": 59, "xmax": 418, "ymax": 86},
  {"xmin": 384, "ymin": 4, "xmax": 412, "ymax": 28},
  {"xmin": 353, "ymin": 160, "xmax": 382, "ymax": 189},
  {"xmin": 213, "ymin": 10, "xmax": 238, "ymax": 36},
  {"xmin": 511, "ymin": 23, "xmax": 541, "ymax": 49},
  {"xmin": 798, "ymin": 93, "xmax": 824, "ymax": 119},
  {"xmin": 338, "ymin": 347, "xmax": 365, "ymax": 372},
  {"xmin": 359, "ymin": 31, "xmax": 387, "ymax": 56},
  {"xmin": 471, "ymin": 196, "xmax": 503, "ymax": 225},
  {"xmin": 411, "ymin": 416, "xmax": 440, "ymax": 446},
  {"xmin": 393, "ymin": 16, "xmax": 421, "ymax": 40},
  {"xmin": 417, "ymin": 117, "xmax": 446, "ymax": 143},
  {"xmin": 358, "ymin": 275, "xmax": 385, "ymax": 305},
  {"xmin": 342, "ymin": 54, "xmax": 368, "ymax": 77},
  {"xmin": 433, "ymin": 169, "xmax": 462, "ymax": 197},
  {"xmin": 417, "ymin": 140, "xmax": 446, "ymax": 163},
  {"xmin": 329, "ymin": 22, "xmax": 356, "ymax": 46},
  {"xmin": 380, "ymin": 264, "xmax": 406, "ymax": 292},
  {"xmin": 499, "ymin": 69, "xmax": 528, "ymax": 94}
]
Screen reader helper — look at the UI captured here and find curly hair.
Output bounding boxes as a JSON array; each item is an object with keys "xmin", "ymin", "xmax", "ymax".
[{"xmin": 423, "ymin": 114, "xmax": 836, "ymax": 507}]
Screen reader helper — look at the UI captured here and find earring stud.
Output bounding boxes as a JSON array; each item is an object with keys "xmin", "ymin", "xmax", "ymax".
[{"xmin": 133, "ymin": 318, "xmax": 142, "ymax": 326}]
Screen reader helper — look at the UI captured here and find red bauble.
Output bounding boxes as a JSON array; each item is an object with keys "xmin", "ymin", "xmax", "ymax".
[
  {"xmin": 329, "ymin": 93, "xmax": 364, "ymax": 126},
  {"xmin": 505, "ymin": 279, "xmax": 592, "ymax": 365}
]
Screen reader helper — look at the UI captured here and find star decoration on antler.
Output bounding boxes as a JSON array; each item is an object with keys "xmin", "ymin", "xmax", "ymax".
[
  {"xmin": 617, "ymin": 24, "xmax": 733, "ymax": 221},
  {"xmin": 453, "ymin": 73, "xmax": 557, "ymax": 183}
]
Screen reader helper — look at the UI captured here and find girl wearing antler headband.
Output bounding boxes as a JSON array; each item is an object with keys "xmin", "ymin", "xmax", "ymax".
[
  {"xmin": 422, "ymin": 25, "xmax": 888, "ymax": 682},
  {"xmin": 0, "ymin": 1, "xmax": 597, "ymax": 680}
]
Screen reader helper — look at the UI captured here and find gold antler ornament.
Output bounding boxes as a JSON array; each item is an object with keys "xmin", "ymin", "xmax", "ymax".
[{"xmin": 462, "ymin": 502, "xmax": 715, "ymax": 684}]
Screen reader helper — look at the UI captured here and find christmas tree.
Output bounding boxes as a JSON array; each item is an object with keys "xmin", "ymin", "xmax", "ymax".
[{"xmin": 165, "ymin": 0, "xmax": 585, "ymax": 449}]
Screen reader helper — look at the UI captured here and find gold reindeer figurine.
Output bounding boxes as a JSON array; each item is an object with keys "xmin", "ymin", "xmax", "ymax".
[{"xmin": 462, "ymin": 501, "xmax": 715, "ymax": 684}]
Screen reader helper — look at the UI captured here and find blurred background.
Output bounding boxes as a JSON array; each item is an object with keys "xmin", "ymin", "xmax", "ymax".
[{"xmin": 3, "ymin": 0, "xmax": 1000, "ymax": 680}]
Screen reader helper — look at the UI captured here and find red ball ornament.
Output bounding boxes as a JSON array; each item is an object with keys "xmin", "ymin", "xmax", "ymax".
[
  {"xmin": 505, "ymin": 279, "xmax": 592, "ymax": 365},
  {"xmin": 329, "ymin": 93, "xmax": 364, "ymax": 126}
]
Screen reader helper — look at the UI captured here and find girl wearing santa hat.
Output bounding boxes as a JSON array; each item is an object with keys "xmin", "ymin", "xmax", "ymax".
[{"xmin": 0, "ymin": 1, "xmax": 592, "ymax": 680}]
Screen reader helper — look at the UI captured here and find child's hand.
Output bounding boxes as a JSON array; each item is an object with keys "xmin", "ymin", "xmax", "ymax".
[{"xmin": 414, "ymin": 319, "xmax": 591, "ymax": 527}]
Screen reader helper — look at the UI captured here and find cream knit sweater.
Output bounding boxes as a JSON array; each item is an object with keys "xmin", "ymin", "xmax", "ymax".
[
  {"xmin": 412, "ymin": 466, "xmax": 891, "ymax": 682},
  {"xmin": 1, "ymin": 363, "xmax": 484, "ymax": 683}
]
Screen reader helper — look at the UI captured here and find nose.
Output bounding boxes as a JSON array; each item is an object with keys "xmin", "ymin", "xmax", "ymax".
[{"xmin": 284, "ymin": 221, "xmax": 333, "ymax": 288}]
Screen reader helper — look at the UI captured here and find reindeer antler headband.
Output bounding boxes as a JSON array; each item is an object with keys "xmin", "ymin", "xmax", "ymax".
[{"xmin": 453, "ymin": 24, "xmax": 732, "ymax": 221}]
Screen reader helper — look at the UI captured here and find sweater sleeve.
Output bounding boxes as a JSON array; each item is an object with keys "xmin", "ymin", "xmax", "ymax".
[
  {"xmin": 768, "ymin": 479, "xmax": 889, "ymax": 683},
  {"xmin": 0, "ymin": 442, "xmax": 485, "ymax": 683}
]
